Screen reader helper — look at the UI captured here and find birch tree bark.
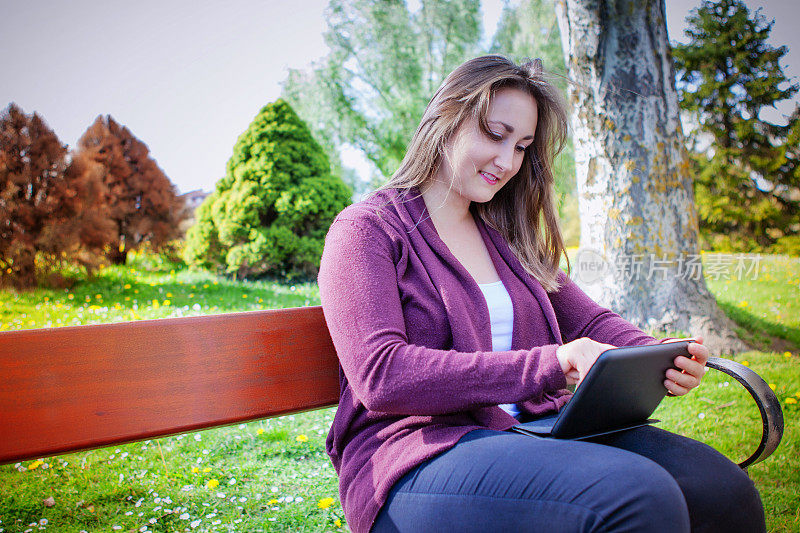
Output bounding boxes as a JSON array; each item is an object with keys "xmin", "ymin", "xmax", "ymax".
[{"xmin": 555, "ymin": 0, "xmax": 747, "ymax": 353}]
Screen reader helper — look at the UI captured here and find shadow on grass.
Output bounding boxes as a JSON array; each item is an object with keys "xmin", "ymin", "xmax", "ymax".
[{"xmin": 717, "ymin": 300, "xmax": 800, "ymax": 353}]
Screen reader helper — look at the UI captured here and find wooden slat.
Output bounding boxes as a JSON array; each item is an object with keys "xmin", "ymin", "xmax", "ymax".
[{"xmin": 0, "ymin": 306, "xmax": 340, "ymax": 465}]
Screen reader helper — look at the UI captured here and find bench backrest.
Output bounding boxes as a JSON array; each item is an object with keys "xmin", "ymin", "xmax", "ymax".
[{"xmin": 0, "ymin": 306, "xmax": 340, "ymax": 465}]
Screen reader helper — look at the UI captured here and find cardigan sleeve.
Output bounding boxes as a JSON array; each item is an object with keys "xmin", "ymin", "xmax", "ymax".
[
  {"xmin": 318, "ymin": 214, "xmax": 567, "ymax": 416},
  {"xmin": 548, "ymin": 271, "xmax": 660, "ymax": 347}
]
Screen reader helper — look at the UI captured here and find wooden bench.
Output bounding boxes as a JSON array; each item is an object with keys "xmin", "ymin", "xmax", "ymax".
[{"xmin": 0, "ymin": 306, "xmax": 784, "ymax": 472}]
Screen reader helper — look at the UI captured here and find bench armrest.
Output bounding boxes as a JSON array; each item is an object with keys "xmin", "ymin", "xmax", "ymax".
[{"xmin": 706, "ymin": 357, "xmax": 784, "ymax": 469}]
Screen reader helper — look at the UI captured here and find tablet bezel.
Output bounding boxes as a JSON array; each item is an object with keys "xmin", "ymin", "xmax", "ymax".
[{"xmin": 550, "ymin": 341, "xmax": 691, "ymax": 439}]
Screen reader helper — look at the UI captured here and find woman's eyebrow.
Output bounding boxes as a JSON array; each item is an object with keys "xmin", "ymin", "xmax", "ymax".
[{"xmin": 491, "ymin": 120, "xmax": 534, "ymax": 140}]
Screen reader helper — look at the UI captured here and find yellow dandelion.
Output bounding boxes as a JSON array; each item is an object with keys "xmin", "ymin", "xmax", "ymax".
[
  {"xmin": 134, "ymin": 289, "xmax": 139, "ymax": 294},
  {"xmin": 785, "ymin": 352, "xmax": 792, "ymax": 358},
  {"xmin": 166, "ymin": 292, "xmax": 172, "ymax": 298},
  {"xmin": 189, "ymin": 293, "xmax": 195, "ymax": 298},
  {"xmin": 741, "ymin": 360, "xmax": 750, "ymax": 367},
  {"xmin": 242, "ymin": 294, "xmax": 248, "ymax": 298},
  {"xmin": 203, "ymin": 467, "xmax": 212, "ymax": 473},
  {"xmin": 318, "ymin": 497, "xmax": 336, "ymax": 509},
  {"xmin": 68, "ymin": 294, "xmax": 74, "ymax": 300},
  {"xmin": 213, "ymin": 281, "xmax": 218, "ymax": 285},
  {"xmin": 124, "ymin": 296, "xmax": 130, "ymax": 301},
  {"xmin": 43, "ymin": 296, "xmax": 49, "ymax": 302},
  {"xmin": 335, "ymin": 518, "xmax": 342, "ymax": 527},
  {"xmin": 152, "ymin": 300, "xmax": 160, "ymax": 309},
  {"xmin": 203, "ymin": 284, "xmax": 209, "ymax": 289},
  {"xmin": 257, "ymin": 428, "xmax": 264, "ymax": 435},
  {"xmin": 191, "ymin": 466, "xmax": 199, "ymax": 473},
  {"xmin": 268, "ymin": 499, "xmax": 278, "ymax": 505},
  {"xmin": 787, "ymin": 398, "xmax": 797, "ymax": 405},
  {"xmin": 296, "ymin": 434, "xmax": 309, "ymax": 443},
  {"xmin": 206, "ymin": 479, "xmax": 219, "ymax": 489},
  {"xmin": 258, "ymin": 298, "xmax": 263, "ymax": 303},
  {"xmin": 28, "ymin": 459, "xmax": 43, "ymax": 470},
  {"xmin": 738, "ymin": 301, "xmax": 749, "ymax": 308},
  {"xmin": 124, "ymin": 284, "xmax": 131, "ymax": 289},
  {"xmin": 769, "ymin": 384, "xmax": 776, "ymax": 391},
  {"xmin": 163, "ymin": 300, "xmax": 171, "ymax": 306}
]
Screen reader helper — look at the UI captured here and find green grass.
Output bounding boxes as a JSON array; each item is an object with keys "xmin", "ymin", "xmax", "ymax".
[
  {"xmin": 0, "ymin": 252, "xmax": 798, "ymax": 532},
  {"xmin": 703, "ymin": 253, "xmax": 800, "ymax": 351}
]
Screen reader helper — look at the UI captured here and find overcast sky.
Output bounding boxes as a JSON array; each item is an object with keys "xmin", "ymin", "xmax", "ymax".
[{"xmin": 1, "ymin": 0, "xmax": 797, "ymax": 194}]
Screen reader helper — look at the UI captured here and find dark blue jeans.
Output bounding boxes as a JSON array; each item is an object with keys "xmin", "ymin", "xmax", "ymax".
[{"xmin": 371, "ymin": 426, "xmax": 765, "ymax": 532}]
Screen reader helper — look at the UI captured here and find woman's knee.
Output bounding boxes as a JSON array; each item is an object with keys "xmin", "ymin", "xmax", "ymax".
[
  {"xmin": 585, "ymin": 456, "xmax": 690, "ymax": 533},
  {"xmin": 681, "ymin": 456, "xmax": 765, "ymax": 533}
]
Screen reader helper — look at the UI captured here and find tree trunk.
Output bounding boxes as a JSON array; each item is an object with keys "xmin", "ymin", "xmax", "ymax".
[
  {"xmin": 107, "ymin": 247, "xmax": 128, "ymax": 266},
  {"xmin": 555, "ymin": 0, "xmax": 747, "ymax": 353}
]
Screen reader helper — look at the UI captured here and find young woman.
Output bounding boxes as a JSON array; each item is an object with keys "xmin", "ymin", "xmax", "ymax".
[{"xmin": 318, "ymin": 55, "xmax": 764, "ymax": 533}]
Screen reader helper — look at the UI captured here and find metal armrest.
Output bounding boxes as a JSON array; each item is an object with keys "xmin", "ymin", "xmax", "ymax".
[{"xmin": 706, "ymin": 357, "xmax": 784, "ymax": 470}]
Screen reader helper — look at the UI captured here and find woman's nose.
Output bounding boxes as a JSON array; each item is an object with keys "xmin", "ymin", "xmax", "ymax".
[{"xmin": 494, "ymin": 145, "xmax": 514, "ymax": 172}]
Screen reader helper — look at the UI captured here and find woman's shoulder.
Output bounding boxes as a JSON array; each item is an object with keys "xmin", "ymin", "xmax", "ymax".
[{"xmin": 331, "ymin": 187, "xmax": 416, "ymax": 237}]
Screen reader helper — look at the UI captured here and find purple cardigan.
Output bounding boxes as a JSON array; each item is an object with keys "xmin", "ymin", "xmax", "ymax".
[{"xmin": 318, "ymin": 188, "xmax": 659, "ymax": 533}]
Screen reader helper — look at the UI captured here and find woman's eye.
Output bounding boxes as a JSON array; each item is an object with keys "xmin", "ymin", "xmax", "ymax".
[
  {"xmin": 488, "ymin": 130, "xmax": 503, "ymax": 140},
  {"xmin": 515, "ymin": 145, "xmax": 526, "ymax": 152}
]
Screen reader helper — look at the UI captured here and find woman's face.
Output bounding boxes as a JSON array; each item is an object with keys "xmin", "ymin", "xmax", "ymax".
[{"xmin": 436, "ymin": 87, "xmax": 538, "ymax": 207}]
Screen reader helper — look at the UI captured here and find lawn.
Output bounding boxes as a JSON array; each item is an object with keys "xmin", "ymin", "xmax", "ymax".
[{"xmin": 0, "ymin": 252, "xmax": 798, "ymax": 532}]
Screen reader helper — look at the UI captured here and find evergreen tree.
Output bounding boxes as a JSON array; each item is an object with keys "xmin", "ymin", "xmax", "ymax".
[
  {"xmin": 76, "ymin": 116, "xmax": 186, "ymax": 264},
  {"xmin": 0, "ymin": 104, "xmax": 114, "ymax": 288},
  {"xmin": 673, "ymin": 0, "xmax": 800, "ymax": 253},
  {"xmin": 183, "ymin": 99, "xmax": 351, "ymax": 280}
]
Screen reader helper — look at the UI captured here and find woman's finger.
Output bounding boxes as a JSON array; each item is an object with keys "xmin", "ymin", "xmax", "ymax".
[
  {"xmin": 687, "ymin": 342, "xmax": 710, "ymax": 364},
  {"xmin": 666, "ymin": 368, "xmax": 700, "ymax": 390},
  {"xmin": 675, "ymin": 355, "xmax": 706, "ymax": 377},
  {"xmin": 665, "ymin": 378, "xmax": 690, "ymax": 396}
]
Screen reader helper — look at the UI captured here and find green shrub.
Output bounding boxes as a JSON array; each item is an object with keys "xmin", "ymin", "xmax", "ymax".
[{"xmin": 184, "ymin": 100, "xmax": 351, "ymax": 279}]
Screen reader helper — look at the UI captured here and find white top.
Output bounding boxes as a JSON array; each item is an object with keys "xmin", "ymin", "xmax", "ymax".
[{"xmin": 477, "ymin": 280, "xmax": 520, "ymax": 419}]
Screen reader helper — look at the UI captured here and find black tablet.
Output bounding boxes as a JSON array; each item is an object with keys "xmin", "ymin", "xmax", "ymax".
[{"xmin": 513, "ymin": 341, "xmax": 691, "ymax": 440}]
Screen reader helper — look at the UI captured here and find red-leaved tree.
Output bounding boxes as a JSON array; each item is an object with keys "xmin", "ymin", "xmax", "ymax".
[
  {"xmin": 76, "ymin": 115, "xmax": 186, "ymax": 264},
  {"xmin": 0, "ymin": 104, "xmax": 115, "ymax": 288}
]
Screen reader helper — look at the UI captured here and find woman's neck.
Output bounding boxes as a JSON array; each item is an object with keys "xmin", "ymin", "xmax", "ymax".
[{"xmin": 420, "ymin": 179, "xmax": 472, "ymax": 227}]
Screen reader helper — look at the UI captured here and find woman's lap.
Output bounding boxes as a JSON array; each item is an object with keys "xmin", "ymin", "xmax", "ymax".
[{"xmin": 371, "ymin": 426, "xmax": 764, "ymax": 533}]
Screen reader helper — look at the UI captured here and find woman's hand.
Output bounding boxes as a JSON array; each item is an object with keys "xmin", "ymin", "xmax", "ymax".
[
  {"xmin": 556, "ymin": 337, "xmax": 616, "ymax": 386},
  {"xmin": 661, "ymin": 336, "xmax": 710, "ymax": 396}
]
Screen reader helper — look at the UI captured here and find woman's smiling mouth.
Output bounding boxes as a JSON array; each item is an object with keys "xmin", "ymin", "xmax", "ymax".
[{"xmin": 481, "ymin": 171, "xmax": 499, "ymax": 185}]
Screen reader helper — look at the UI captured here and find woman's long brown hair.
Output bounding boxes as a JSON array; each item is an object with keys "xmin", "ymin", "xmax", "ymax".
[{"xmin": 380, "ymin": 55, "xmax": 570, "ymax": 291}]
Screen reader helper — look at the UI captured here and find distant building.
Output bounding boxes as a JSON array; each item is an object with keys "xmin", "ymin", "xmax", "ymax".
[
  {"xmin": 180, "ymin": 189, "xmax": 210, "ymax": 213},
  {"xmin": 178, "ymin": 189, "xmax": 211, "ymax": 234}
]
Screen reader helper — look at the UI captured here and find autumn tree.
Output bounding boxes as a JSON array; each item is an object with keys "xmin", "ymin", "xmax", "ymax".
[
  {"xmin": 183, "ymin": 99, "xmax": 351, "ymax": 280},
  {"xmin": 556, "ymin": 0, "xmax": 746, "ymax": 352},
  {"xmin": 0, "ymin": 104, "xmax": 114, "ymax": 288},
  {"xmin": 673, "ymin": 0, "xmax": 800, "ymax": 254},
  {"xmin": 281, "ymin": 0, "xmax": 482, "ymax": 188},
  {"xmin": 76, "ymin": 115, "xmax": 186, "ymax": 265}
]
